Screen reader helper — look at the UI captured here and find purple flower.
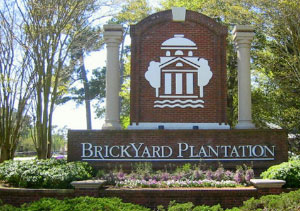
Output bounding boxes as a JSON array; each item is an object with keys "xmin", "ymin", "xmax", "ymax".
[
  {"xmin": 214, "ymin": 168, "xmax": 224, "ymax": 181},
  {"xmin": 171, "ymin": 173, "xmax": 182, "ymax": 181},
  {"xmin": 205, "ymin": 170, "xmax": 213, "ymax": 180},
  {"xmin": 234, "ymin": 169, "xmax": 244, "ymax": 184},
  {"xmin": 130, "ymin": 173, "xmax": 137, "ymax": 180},
  {"xmin": 143, "ymin": 173, "xmax": 151, "ymax": 181},
  {"xmin": 245, "ymin": 169, "xmax": 254, "ymax": 183},
  {"xmin": 55, "ymin": 155, "xmax": 64, "ymax": 159},
  {"xmin": 193, "ymin": 170, "xmax": 204, "ymax": 180},
  {"xmin": 161, "ymin": 172, "xmax": 170, "ymax": 181},
  {"xmin": 117, "ymin": 172, "xmax": 126, "ymax": 181},
  {"xmin": 225, "ymin": 170, "xmax": 234, "ymax": 180}
]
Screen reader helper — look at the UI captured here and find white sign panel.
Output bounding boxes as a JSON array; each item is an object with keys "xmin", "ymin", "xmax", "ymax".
[{"xmin": 81, "ymin": 142, "xmax": 275, "ymax": 162}]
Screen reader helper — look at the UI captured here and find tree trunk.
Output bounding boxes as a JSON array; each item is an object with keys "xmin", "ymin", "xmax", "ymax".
[
  {"xmin": 47, "ymin": 95, "xmax": 56, "ymax": 158},
  {"xmin": 0, "ymin": 145, "xmax": 12, "ymax": 163},
  {"xmin": 79, "ymin": 52, "xmax": 92, "ymax": 129}
]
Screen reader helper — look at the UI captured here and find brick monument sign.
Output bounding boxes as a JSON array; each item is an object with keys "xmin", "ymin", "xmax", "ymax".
[
  {"xmin": 68, "ymin": 8, "xmax": 288, "ymax": 173},
  {"xmin": 129, "ymin": 9, "xmax": 228, "ymax": 129}
]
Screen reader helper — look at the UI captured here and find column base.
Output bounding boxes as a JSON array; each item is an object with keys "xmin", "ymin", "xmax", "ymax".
[
  {"xmin": 102, "ymin": 121, "xmax": 122, "ymax": 130},
  {"xmin": 235, "ymin": 120, "xmax": 256, "ymax": 129}
]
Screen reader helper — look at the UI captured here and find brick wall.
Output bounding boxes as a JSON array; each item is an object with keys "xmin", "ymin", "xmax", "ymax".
[
  {"xmin": 130, "ymin": 10, "xmax": 228, "ymax": 125},
  {"xmin": 68, "ymin": 129, "xmax": 288, "ymax": 173},
  {"xmin": 100, "ymin": 187, "xmax": 258, "ymax": 209},
  {"xmin": 0, "ymin": 186, "xmax": 74, "ymax": 207}
]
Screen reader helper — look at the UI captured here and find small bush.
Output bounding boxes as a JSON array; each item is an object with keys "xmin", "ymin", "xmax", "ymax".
[
  {"xmin": 289, "ymin": 151, "xmax": 300, "ymax": 161},
  {"xmin": 164, "ymin": 189, "xmax": 300, "ymax": 210},
  {"xmin": 0, "ymin": 159, "xmax": 93, "ymax": 189},
  {"xmin": 0, "ymin": 197, "xmax": 150, "ymax": 211},
  {"xmin": 165, "ymin": 201, "xmax": 223, "ymax": 211},
  {"xmin": 260, "ymin": 160, "xmax": 300, "ymax": 188},
  {"xmin": 238, "ymin": 189, "xmax": 300, "ymax": 210}
]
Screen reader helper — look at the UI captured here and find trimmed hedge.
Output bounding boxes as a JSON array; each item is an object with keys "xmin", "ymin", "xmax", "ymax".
[
  {"xmin": 260, "ymin": 160, "xmax": 300, "ymax": 188},
  {"xmin": 0, "ymin": 159, "xmax": 93, "ymax": 189},
  {"xmin": 236, "ymin": 189, "xmax": 300, "ymax": 211},
  {"xmin": 0, "ymin": 197, "xmax": 150, "ymax": 211},
  {"xmin": 1, "ymin": 189, "xmax": 300, "ymax": 210},
  {"xmin": 163, "ymin": 189, "xmax": 300, "ymax": 210}
]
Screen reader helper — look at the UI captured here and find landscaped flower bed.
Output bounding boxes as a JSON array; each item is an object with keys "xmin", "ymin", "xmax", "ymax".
[
  {"xmin": 0, "ymin": 159, "xmax": 255, "ymax": 189},
  {"xmin": 116, "ymin": 179, "xmax": 238, "ymax": 188},
  {"xmin": 99, "ymin": 163, "xmax": 254, "ymax": 188}
]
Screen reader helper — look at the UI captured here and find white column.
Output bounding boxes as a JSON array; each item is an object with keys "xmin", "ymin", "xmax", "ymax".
[
  {"xmin": 102, "ymin": 24, "xmax": 123, "ymax": 130},
  {"xmin": 233, "ymin": 25, "xmax": 256, "ymax": 129}
]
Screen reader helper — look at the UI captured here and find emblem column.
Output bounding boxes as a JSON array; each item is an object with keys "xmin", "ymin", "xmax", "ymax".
[
  {"xmin": 102, "ymin": 24, "xmax": 123, "ymax": 130},
  {"xmin": 233, "ymin": 25, "xmax": 255, "ymax": 129}
]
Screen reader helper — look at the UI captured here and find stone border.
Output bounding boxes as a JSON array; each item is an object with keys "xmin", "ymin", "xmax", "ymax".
[
  {"xmin": 71, "ymin": 180, "xmax": 106, "ymax": 189},
  {"xmin": 250, "ymin": 179, "xmax": 286, "ymax": 188}
]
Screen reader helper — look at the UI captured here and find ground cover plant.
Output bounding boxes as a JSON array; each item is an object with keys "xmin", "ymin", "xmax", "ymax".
[
  {"xmin": 158, "ymin": 189, "xmax": 300, "ymax": 210},
  {"xmin": 260, "ymin": 159, "xmax": 300, "ymax": 188},
  {"xmin": 0, "ymin": 159, "xmax": 93, "ymax": 189},
  {"xmin": 98, "ymin": 163, "xmax": 254, "ymax": 188},
  {"xmin": 1, "ymin": 189, "xmax": 300, "ymax": 210},
  {"xmin": 0, "ymin": 197, "xmax": 150, "ymax": 211}
]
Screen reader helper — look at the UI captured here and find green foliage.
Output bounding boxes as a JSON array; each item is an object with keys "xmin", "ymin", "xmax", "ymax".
[
  {"xmin": 260, "ymin": 160, "xmax": 300, "ymax": 188},
  {"xmin": 0, "ymin": 204, "xmax": 17, "ymax": 211},
  {"xmin": 133, "ymin": 162, "xmax": 153, "ymax": 175},
  {"xmin": 2, "ymin": 190, "xmax": 300, "ymax": 210},
  {"xmin": 165, "ymin": 201, "xmax": 223, "ymax": 211},
  {"xmin": 17, "ymin": 134, "xmax": 36, "ymax": 153},
  {"xmin": 175, "ymin": 163, "xmax": 192, "ymax": 173},
  {"xmin": 114, "ymin": 0, "xmax": 153, "ymax": 25},
  {"xmin": 0, "ymin": 197, "xmax": 150, "ymax": 211},
  {"xmin": 168, "ymin": 201, "xmax": 194, "ymax": 211},
  {"xmin": 0, "ymin": 159, "xmax": 93, "ymax": 189},
  {"xmin": 238, "ymin": 189, "xmax": 300, "ymax": 211},
  {"xmin": 120, "ymin": 66, "xmax": 131, "ymax": 128},
  {"xmin": 163, "ymin": 189, "xmax": 300, "ymax": 210},
  {"xmin": 17, "ymin": 126, "xmax": 67, "ymax": 155},
  {"xmin": 289, "ymin": 152, "xmax": 300, "ymax": 161},
  {"xmin": 64, "ymin": 67, "xmax": 106, "ymax": 107}
]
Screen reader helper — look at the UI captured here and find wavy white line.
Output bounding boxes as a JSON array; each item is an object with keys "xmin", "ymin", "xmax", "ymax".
[
  {"xmin": 154, "ymin": 99, "xmax": 204, "ymax": 104},
  {"xmin": 154, "ymin": 104, "xmax": 204, "ymax": 108}
]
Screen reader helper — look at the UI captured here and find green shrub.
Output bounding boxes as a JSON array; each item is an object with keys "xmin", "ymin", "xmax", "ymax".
[
  {"xmin": 167, "ymin": 201, "xmax": 223, "ymax": 211},
  {"xmin": 237, "ymin": 189, "xmax": 300, "ymax": 210},
  {"xmin": 1, "ymin": 190, "xmax": 300, "ymax": 210},
  {"xmin": 18, "ymin": 197, "xmax": 150, "ymax": 211},
  {"xmin": 163, "ymin": 189, "xmax": 300, "ymax": 210},
  {"xmin": 260, "ymin": 160, "xmax": 300, "ymax": 188},
  {"xmin": 0, "ymin": 159, "xmax": 93, "ymax": 189},
  {"xmin": 0, "ymin": 204, "xmax": 17, "ymax": 211}
]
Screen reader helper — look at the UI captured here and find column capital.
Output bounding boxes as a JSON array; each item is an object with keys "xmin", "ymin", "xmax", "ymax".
[
  {"xmin": 103, "ymin": 24, "xmax": 123, "ymax": 44},
  {"xmin": 233, "ymin": 25, "xmax": 255, "ymax": 44}
]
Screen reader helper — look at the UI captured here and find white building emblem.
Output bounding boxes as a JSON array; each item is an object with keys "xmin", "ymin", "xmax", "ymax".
[{"xmin": 145, "ymin": 34, "xmax": 213, "ymax": 108}]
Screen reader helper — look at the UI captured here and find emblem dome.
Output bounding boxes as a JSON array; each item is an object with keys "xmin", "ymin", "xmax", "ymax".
[{"xmin": 162, "ymin": 34, "xmax": 196, "ymax": 46}]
